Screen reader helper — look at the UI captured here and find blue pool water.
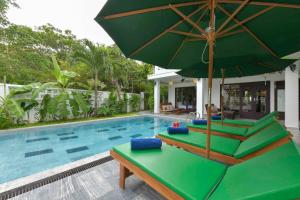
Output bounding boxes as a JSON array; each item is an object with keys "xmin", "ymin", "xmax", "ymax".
[{"xmin": 0, "ymin": 116, "xmax": 182, "ymax": 184}]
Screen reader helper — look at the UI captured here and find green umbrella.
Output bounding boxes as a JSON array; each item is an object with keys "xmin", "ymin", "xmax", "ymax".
[{"xmin": 96, "ymin": 0, "xmax": 300, "ymax": 158}]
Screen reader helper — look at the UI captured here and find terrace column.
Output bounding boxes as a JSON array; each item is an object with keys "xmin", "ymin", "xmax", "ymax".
[
  {"xmin": 270, "ymin": 80, "xmax": 275, "ymax": 112},
  {"xmin": 285, "ymin": 62, "xmax": 299, "ymax": 129},
  {"xmin": 196, "ymin": 79, "xmax": 204, "ymax": 118},
  {"xmin": 154, "ymin": 80, "xmax": 160, "ymax": 114}
]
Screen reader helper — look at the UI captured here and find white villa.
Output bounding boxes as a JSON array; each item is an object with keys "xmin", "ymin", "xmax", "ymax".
[{"xmin": 148, "ymin": 59, "xmax": 300, "ymax": 129}]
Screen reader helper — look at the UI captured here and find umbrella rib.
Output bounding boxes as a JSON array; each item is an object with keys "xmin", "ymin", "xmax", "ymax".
[
  {"xmin": 129, "ymin": 5, "xmax": 206, "ymax": 57},
  {"xmin": 169, "ymin": 5, "xmax": 207, "ymax": 35},
  {"xmin": 217, "ymin": 0, "xmax": 300, "ymax": 9},
  {"xmin": 218, "ymin": 6, "xmax": 274, "ymax": 36},
  {"xmin": 216, "ymin": 0, "xmax": 250, "ymax": 34},
  {"xmin": 168, "ymin": 9, "xmax": 208, "ymax": 66},
  {"xmin": 217, "ymin": 29, "xmax": 245, "ymax": 39},
  {"xmin": 103, "ymin": 1, "xmax": 207, "ymax": 20},
  {"xmin": 218, "ymin": 5, "xmax": 279, "ymax": 58},
  {"xmin": 169, "ymin": 30, "xmax": 206, "ymax": 39}
]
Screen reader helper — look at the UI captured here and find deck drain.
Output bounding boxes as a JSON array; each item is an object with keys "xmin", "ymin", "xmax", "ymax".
[{"xmin": 0, "ymin": 156, "xmax": 112, "ymax": 200}]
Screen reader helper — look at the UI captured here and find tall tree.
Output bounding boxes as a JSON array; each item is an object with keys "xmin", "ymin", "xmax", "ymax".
[{"xmin": 76, "ymin": 39, "xmax": 106, "ymax": 116}]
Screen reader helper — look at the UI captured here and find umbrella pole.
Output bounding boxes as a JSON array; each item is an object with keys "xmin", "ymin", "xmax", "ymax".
[
  {"xmin": 221, "ymin": 68, "xmax": 225, "ymax": 126},
  {"xmin": 206, "ymin": 0, "xmax": 216, "ymax": 159}
]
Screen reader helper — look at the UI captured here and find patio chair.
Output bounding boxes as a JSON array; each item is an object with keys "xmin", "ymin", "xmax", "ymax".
[
  {"xmin": 156, "ymin": 121, "xmax": 291, "ymax": 164},
  {"xmin": 161, "ymin": 103, "xmax": 175, "ymax": 113},
  {"xmin": 111, "ymin": 141, "xmax": 300, "ymax": 200},
  {"xmin": 187, "ymin": 115, "xmax": 276, "ymax": 141},
  {"xmin": 212, "ymin": 111, "xmax": 278, "ymax": 128}
]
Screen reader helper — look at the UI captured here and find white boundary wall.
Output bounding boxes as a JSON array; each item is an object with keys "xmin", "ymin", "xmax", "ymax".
[{"xmin": 0, "ymin": 83, "xmax": 144, "ymax": 123}]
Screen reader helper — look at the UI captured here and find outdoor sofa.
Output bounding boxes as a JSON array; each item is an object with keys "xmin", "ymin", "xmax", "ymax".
[
  {"xmin": 111, "ymin": 141, "xmax": 300, "ymax": 200},
  {"xmin": 187, "ymin": 115, "xmax": 276, "ymax": 141},
  {"xmin": 211, "ymin": 111, "xmax": 278, "ymax": 128},
  {"xmin": 157, "ymin": 121, "xmax": 291, "ymax": 164}
]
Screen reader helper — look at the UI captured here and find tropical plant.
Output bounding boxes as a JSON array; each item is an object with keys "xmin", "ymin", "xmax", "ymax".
[
  {"xmin": 97, "ymin": 105, "xmax": 111, "ymax": 117},
  {"xmin": 75, "ymin": 39, "xmax": 106, "ymax": 116},
  {"xmin": 130, "ymin": 94, "xmax": 141, "ymax": 112},
  {"xmin": 0, "ymin": 77, "xmax": 24, "ymax": 128},
  {"xmin": 39, "ymin": 55, "xmax": 91, "ymax": 121}
]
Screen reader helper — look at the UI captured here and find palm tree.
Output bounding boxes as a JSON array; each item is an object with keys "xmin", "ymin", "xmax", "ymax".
[{"xmin": 76, "ymin": 40, "xmax": 106, "ymax": 116}]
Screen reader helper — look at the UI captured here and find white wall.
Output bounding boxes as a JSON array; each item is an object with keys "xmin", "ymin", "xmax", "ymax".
[
  {"xmin": 285, "ymin": 61, "xmax": 299, "ymax": 129},
  {"xmin": 0, "ymin": 83, "xmax": 144, "ymax": 123}
]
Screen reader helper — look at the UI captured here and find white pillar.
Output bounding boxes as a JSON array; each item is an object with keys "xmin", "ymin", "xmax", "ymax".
[
  {"xmin": 270, "ymin": 80, "xmax": 275, "ymax": 112},
  {"xmin": 285, "ymin": 62, "xmax": 299, "ymax": 129},
  {"xmin": 168, "ymin": 85, "xmax": 175, "ymax": 106},
  {"xmin": 154, "ymin": 80, "xmax": 160, "ymax": 114},
  {"xmin": 196, "ymin": 79, "xmax": 204, "ymax": 118}
]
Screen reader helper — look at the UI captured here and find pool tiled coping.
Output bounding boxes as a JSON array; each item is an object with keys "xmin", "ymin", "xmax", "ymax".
[
  {"xmin": 0, "ymin": 151, "xmax": 109, "ymax": 195},
  {"xmin": 0, "ymin": 113, "xmax": 183, "ymax": 196}
]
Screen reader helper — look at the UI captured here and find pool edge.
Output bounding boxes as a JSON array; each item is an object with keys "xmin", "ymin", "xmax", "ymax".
[{"xmin": 0, "ymin": 151, "xmax": 111, "ymax": 199}]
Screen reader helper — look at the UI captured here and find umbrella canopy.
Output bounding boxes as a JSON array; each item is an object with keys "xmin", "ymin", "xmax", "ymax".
[
  {"xmin": 96, "ymin": 1, "xmax": 300, "ymax": 158},
  {"xmin": 178, "ymin": 58, "xmax": 292, "ymax": 78},
  {"xmin": 96, "ymin": 1, "xmax": 300, "ymax": 71}
]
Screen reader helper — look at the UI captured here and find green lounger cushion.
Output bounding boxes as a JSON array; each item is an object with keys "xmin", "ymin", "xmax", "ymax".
[
  {"xmin": 158, "ymin": 131, "xmax": 240, "ymax": 156},
  {"xmin": 188, "ymin": 117, "xmax": 275, "ymax": 137},
  {"xmin": 216, "ymin": 119, "xmax": 255, "ymax": 126},
  {"xmin": 212, "ymin": 111, "xmax": 278, "ymax": 127},
  {"xmin": 113, "ymin": 143, "xmax": 227, "ymax": 200},
  {"xmin": 234, "ymin": 122, "xmax": 289, "ymax": 158},
  {"xmin": 210, "ymin": 141, "xmax": 300, "ymax": 200},
  {"xmin": 187, "ymin": 123, "xmax": 248, "ymax": 136},
  {"xmin": 245, "ymin": 116, "xmax": 275, "ymax": 136}
]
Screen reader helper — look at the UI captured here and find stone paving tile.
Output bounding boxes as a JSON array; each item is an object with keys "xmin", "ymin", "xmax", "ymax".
[{"xmin": 11, "ymin": 160, "xmax": 165, "ymax": 200}]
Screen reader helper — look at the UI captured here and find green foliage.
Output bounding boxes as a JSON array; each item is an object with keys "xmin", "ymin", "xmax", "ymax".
[
  {"xmin": 130, "ymin": 94, "xmax": 141, "ymax": 112},
  {"xmin": 97, "ymin": 105, "xmax": 111, "ymax": 117},
  {"xmin": 0, "ymin": 96, "xmax": 24, "ymax": 128}
]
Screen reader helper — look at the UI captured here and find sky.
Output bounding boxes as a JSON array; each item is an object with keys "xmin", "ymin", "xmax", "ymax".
[{"xmin": 7, "ymin": 0, "xmax": 114, "ymax": 45}]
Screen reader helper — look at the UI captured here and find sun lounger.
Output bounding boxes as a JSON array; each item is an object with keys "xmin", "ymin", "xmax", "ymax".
[
  {"xmin": 111, "ymin": 141, "xmax": 300, "ymax": 200},
  {"xmin": 157, "ymin": 121, "xmax": 291, "ymax": 164},
  {"xmin": 111, "ymin": 143, "xmax": 227, "ymax": 200},
  {"xmin": 187, "ymin": 116, "xmax": 276, "ymax": 140},
  {"xmin": 209, "ymin": 141, "xmax": 300, "ymax": 200},
  {"xmin": 212, "ymin": 111, "xmax": 278, "ymax": 128}
]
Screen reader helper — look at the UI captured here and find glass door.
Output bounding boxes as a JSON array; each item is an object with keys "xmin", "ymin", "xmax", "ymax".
[{"xmin": 240, "ymin": 82, "xmax": 270, "ymax": 119}]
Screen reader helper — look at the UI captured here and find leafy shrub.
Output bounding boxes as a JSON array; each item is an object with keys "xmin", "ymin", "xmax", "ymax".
[
  {"xmin": 97, "ymin": 105, "xmax": 112, "ymax": 116},
  {"xmin": 0, "ymin": 96, "xmax": 25, "ymax": 129},
  {"xmin": 130, "ymin": 94, "xmax": 141, "ymax": 112}
]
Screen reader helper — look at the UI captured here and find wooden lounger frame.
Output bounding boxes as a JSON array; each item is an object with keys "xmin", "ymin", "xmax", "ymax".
[
  {"xmin": 110, "ymin": 150, "xmax": 184, "ymax": 200},
  {"xmin": 156, "ymin": 134, "xmax": 292, "ymax": 165}
]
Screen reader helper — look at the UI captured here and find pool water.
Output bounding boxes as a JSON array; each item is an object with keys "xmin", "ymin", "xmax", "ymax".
[{"xmin": 0, "ymin": 116, "xmax": 182, "ymax": 184}]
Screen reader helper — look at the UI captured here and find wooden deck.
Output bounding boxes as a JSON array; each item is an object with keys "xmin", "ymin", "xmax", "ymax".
[{"xmin": 11, "ymin": 160, "xmax": 165, "ymax": 200}]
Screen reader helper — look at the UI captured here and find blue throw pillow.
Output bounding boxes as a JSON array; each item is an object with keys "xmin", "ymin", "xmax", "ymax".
[
  {"xmin": 167, "ymin": 127, "xmax": 189, "ymax": 134},
  {"xmin": 212, "ymin": 115, "xmax": 222, "ymax": 120},
  {"xmin": 131, "ymin": 138, "xmax": 162, "ymax": 150},
  {"xmin": 192, "ymin": 119, "xmax": 207, "ymax": 125}
]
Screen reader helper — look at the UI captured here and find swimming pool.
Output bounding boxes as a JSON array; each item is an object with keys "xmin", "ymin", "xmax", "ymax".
[{"xmin": 0, "ymin": 116, "xmax": 181, "ymax": 184}]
